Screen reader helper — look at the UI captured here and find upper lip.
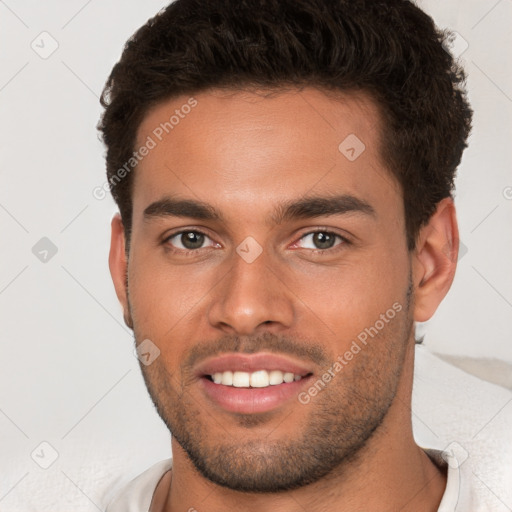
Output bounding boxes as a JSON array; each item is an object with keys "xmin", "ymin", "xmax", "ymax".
[{"xmin": 194, "ymin": 353, "xmax": 314, "ymax": 378}]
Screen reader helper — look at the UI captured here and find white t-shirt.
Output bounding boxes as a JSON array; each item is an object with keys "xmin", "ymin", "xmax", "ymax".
[
  {"xmin": 104, "ymin": 449, "xmax": 470, "ymax": 511},
  {"xmin": 107, "ymin": 347, "xmax": 512, "ymax": 511}
]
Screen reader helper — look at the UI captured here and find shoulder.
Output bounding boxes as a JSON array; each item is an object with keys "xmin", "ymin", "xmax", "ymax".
[
  {"xmin": 106, "ymin": 458, "xmax": 173, "ymax": 512},
  {"xmin": 413, "ymin": 345, "xmax": 512, "ymax": 510}
]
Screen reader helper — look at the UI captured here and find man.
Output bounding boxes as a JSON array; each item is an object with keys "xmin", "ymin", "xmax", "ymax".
[{"xmin": 98, "ymin": 0, "xmax": 510, "ymax": 510}]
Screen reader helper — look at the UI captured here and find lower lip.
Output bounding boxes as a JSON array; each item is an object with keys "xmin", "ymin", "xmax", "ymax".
[{"xmin": 200, "ymin": 376, "xmax": 312, "ymax": 414}]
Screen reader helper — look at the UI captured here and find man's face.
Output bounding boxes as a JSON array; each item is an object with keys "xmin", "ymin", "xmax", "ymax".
[{"xmin": 124, "ymin": 88, "xmax": 414, "ymax": 491}]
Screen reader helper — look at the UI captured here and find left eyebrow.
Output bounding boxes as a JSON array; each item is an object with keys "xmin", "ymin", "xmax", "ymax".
[{"xmin": 269, "ymin": 194, "xmax": 377, "ymax": 225}]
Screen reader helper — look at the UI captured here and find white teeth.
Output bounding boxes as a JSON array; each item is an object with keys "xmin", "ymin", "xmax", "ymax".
[
  {"xmin": 221, "ymin": 371, "xmax": 233, "ymax": 386},
  {"xmin": 232, "ymin": 371, "xmax": 250, "ymax": 388},
  {"xmin": 250, "ymin": 370, "xmax": 269, "ymax": 388},
  {"xmin": 209, "ymin": 370, "xmax": 304, "ymax": 388},
  {"xmin": 269, "ymin": 370, "xmax": 284, "ymax": 385}
]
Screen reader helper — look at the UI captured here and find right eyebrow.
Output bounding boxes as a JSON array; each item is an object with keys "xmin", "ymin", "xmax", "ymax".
[{"xmin": 143, "ymin": 197, "xmax": 223, "ymax": 222}]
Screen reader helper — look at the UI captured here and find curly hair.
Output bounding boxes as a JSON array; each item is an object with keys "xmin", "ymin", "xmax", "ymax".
[{"xmin": 98, "ymin": 0, "xmax": 472, "ymax": 252}]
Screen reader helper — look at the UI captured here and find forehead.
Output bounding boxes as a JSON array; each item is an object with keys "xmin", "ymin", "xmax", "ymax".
[{"xmin": 132, "ymin": 87, "xmax": 401, "ymax": 222}]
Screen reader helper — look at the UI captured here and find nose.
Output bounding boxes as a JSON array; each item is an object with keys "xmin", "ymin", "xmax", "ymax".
[{"xmin": 207, "ymin": 247, "xmax": 295, "ymax": 336}]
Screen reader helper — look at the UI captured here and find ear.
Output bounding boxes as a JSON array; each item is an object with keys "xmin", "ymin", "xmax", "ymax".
[
  {"xmin": 412, "ymin": 197, "xmax": 459, "ymax": 322},
  {"xmin": 109, "ymin": 213, "xmax": 133, "ymax": 329}
]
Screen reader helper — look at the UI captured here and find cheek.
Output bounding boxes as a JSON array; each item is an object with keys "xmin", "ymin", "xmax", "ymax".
[
  {"xmin": 127, "ymin": 254, "xmax": 216, "ymax": 336},
  {"xmin": 287, "ymin": 248, "xmax": 409, "ymax": 344}
]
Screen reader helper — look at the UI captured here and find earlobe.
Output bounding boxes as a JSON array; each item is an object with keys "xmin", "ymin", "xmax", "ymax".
[
  {"xmin": 412, "ymin": 198, "xmax": 459, "ymax": 322},
  {"xmin": 108, "ymin": 213, "xmax": 133, "ymax": 329}
]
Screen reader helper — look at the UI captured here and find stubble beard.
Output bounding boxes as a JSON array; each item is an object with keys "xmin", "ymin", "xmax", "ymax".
[{"xmin": 129, "ymin": 283, "xmax": 414, "ymax": 493}]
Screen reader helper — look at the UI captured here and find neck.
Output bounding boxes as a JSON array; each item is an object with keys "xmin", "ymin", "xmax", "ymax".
[{"xmin": 156, "ymin": 343, "xmax": 446, "ymax": 512}]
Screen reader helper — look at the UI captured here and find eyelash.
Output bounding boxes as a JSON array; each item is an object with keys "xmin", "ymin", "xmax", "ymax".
[
  {"xmin": 162, "ymin": 230, "xmax": 217, "ymax": 257},
  {"xmin": 162, "ymin": 228, "xmax": 351, "ymax": 256},
  {"xmin": 293, "ymin": 229, "xmax": 350, "ymax": 254}
]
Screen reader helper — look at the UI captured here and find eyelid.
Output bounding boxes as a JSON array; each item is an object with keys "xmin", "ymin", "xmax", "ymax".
[
  {"xmin": 291, "ymin": 228, "xmax": 351, "ymax": 249},
  {"xmin": 162, "ymin": 228, "xmax": 219, "ymax": 251}
]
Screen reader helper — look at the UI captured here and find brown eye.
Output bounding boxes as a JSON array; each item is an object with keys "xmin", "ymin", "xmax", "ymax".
[
  {"xmin": 312, "ymin": 232, "xmax": 336, "ymax": 249},
  {"xmin": 180, "ymin": 232, "xmax": 205, "ymax": 249},
  {"xmin": 166, "ymin": 230, "xmax": 212, "ymax": 250},
  {"xmin": 298, "ymin": 231, "xmax": 344, "ymax": 250}
]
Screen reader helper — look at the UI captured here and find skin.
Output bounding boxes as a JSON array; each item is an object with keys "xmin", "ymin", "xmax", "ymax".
[{"xmin": 109, "ymin": 87, "xmax": 459, "ymax": 511}]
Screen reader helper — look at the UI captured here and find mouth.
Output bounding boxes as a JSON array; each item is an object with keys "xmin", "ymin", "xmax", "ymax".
[{"xmin": 195, "ymin": 353, "xmax": 315, "ymax": 414}]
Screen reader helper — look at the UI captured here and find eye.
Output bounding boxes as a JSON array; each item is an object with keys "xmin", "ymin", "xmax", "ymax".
[
  {"xmin": 164, "ymin": 230, "xmax": 216, "ymax": 251},
  {"xmin": 296, "ymin": 231, "xmax": 346, "ymax": 250}
]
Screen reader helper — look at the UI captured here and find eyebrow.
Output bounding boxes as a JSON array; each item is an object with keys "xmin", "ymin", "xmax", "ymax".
[
  {"xmin": 143, "ymin": 194, "xmax": 376, "ymax": 225},
  {"xmin": 270, "ymin": 194, "xmax": 376, "ymax": 224},
  {"xmin": 143, "ymin": 197, "xmax": 221, "ymax": 222}
]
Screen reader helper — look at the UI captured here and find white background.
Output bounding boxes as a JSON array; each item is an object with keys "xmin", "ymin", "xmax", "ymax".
[{"xmin": 0, "ymin": 0, "xmax": 511, "ymax": 510}]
